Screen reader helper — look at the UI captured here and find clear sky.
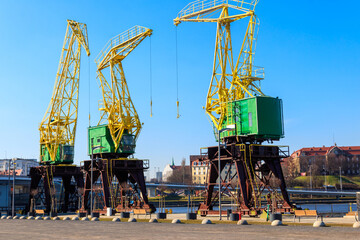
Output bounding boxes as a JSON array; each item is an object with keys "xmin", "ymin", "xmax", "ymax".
[{"xmin": 0, "ymin": 0, "xmax": 359, "ymax": 179}]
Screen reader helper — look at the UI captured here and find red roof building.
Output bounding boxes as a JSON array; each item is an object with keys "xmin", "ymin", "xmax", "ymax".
[{"xmin": 283, "ymin": 144, "xmax": 360, "ymax": 176}]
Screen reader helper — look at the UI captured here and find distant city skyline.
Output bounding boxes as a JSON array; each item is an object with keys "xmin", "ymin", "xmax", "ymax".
[{"xmin": 0, "ymin": 0, "xmax": 359, "ymax": 179}]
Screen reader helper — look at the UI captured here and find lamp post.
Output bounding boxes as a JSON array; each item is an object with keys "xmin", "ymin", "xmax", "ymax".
[
  {"xmin": 11, "ymin": 159, "xmax": 16, "ymax": 217},
  {"xmin": 339, "ymin": 166, "xmax": 342, "ymax": 191},
  {"xmin": 90, "ymin": 145, "xmax": 104, "ymax": 218},
  {"xmin": 218, "ymin": 124, "xmax": 236, "ymax": 220},
  {"xmin": 7, "ymin": 158, "xmax": 10, "ymax": 215}
]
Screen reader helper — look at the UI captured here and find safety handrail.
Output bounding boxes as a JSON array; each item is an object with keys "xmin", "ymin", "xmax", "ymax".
[
  {"xmin": 95, "ymin": 25, "xmax": 149, "ymax": 65},
  {"xmin": 177, "ymin": 0, "xmax": 258, "ymax": 19}
]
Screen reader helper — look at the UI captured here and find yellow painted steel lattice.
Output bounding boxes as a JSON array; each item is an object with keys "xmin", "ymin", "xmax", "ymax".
[
  {"xmin": 95, "ymin": 26, "xmax": 152, "ymax": 152},
  {"xmin": 39, "ymin": 20, "xmax": 90, "ymax": 164},
  {"xmin": 174, "ymin": 0, "xmax": 264, "ymax": 130}
]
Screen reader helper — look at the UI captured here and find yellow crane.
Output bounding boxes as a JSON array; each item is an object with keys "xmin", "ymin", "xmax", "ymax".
[
  {"xmin": 174, "ymin": 0, "xmax": 264, "ymax": 132},
  {"xmin": 39, "ymin": 20, "xmax": 90, "ymax": 165},
  {"xmin": 89, "ymin": 26, "xmax": 152, "ymax": 157}
]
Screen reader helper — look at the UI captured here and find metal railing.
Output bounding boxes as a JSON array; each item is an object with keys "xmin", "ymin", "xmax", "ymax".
[
  {"xmin": 95, "ymin": 26, "xmax": 149, "ymax": 65},
  {"xmin": 238, "ymin": 65, "xmax": 264, "ymax": 79},
  {"xmin": 177, "ymin": 0, "xmax": 258, "ymax": 19}
]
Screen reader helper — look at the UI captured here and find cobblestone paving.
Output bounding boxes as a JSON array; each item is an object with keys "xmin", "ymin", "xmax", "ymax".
[{"xmin": 0, "ymin": 220, "xmax": 359, "ymax": 240}]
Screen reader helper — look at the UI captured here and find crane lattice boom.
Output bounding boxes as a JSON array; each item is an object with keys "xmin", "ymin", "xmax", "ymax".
[
  {"xmin": 174, "ymin": 0, "xmax": 264, "ymax": 131},
  {"xmin": 94, "ymin": 26, "xmax": 152, "ymax": 154},
  {"xmin": 39, "ymin": 20, "xmax": 90, "ymax": 165}
]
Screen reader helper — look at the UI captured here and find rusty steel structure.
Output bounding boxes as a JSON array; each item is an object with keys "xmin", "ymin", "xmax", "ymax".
[
  {"xmin": 198, "ymin": 143, "xmax": 292, "ymax": 216},
  {"xmin": 81, "ymin": 158, "xmax": 155, "ymax": 214},
  {"xmin": 27, "ymin": 165, "xmax": 84, "ymax": 215}
]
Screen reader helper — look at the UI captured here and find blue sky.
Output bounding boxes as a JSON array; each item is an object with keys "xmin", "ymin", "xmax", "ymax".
[{"xmin": 0, "ymin": 0, "xmax": 359, "ymax": 178}]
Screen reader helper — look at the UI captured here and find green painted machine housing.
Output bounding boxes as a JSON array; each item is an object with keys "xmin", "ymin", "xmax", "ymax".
[
  {"xmin": 88, "ymin": 125, "xmax": 136, "ymax": 157},
  {"xmin": 40, "ymin": 144, "xmax": 74, "ymax": 165},
  {"xmin": 220, "ymin": 96, "xmax": 284, "ymax": 141}
]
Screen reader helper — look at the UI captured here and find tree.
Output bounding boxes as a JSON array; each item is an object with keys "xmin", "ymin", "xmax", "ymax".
[{"xmin": 167, "ymin": 158, "xmax": 192, "ymax": 184}]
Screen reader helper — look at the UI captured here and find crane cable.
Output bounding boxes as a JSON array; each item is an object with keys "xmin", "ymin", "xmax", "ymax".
[
  {"xmin": 150, "ymin": 36, "xmax": 153, "ymax": 117},
  {"xmin": 175, "ymin": 27, "xmax": 180, "ymax": 118},
  {"xmin": 88, "ymin": 57, "xmax": 91, "ymax": 127}
]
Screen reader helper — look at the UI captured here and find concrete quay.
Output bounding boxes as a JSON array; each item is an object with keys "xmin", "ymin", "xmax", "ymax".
[
  {"xmin": 1, "ymin": 217, "xmax": 360, "ymax": 240},
  {"xmin": 59, "ymin": 212, "xmax": 359, "ymax": 226}
]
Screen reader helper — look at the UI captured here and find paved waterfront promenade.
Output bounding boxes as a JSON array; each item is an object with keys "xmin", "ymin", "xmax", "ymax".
[{"xmin": 0, "ymin": 219, "xmax": 360, "ymax": 240}]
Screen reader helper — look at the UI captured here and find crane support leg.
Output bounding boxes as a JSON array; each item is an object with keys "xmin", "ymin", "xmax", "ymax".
[
  {"xmin": 198, "ymin": 143, "xmax": 292, "ymax": 216},
  {"xmin": 81, "ymin": 158, "xmax": 155, "ymax": 214},
  {"xmin": 27, "ymin": 165, "xmax": 83, "ymax": 215}
]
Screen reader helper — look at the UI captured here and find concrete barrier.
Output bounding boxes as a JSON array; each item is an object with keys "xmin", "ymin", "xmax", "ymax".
[
  {"xmin": 172, "ymin": 219, "xmax": 181, "ymax": 224},
  {"xmin": 112, "ymin": 218, "xmax": 121, "ymax": 222},
  {"xmin": 128, "ymin": 217, "xmax": 137, "ymax": 222},
  {"xmin": 149, "ymin": 218, "xmax": 158, "ymax": 223},
  {"xmin": 271, "ymin": 220, "xmax": 282, "ymax": 226},
  {"xmin": 313, "ymin": 220, "xmax": 326, "ymax": 227},
  {"xmin": 201, "ymin": 219, "xmax": 212, "ymax": 224},
  {"xmin": 237, "ymin": 219, "xmax": 248, "ymax": 225}
]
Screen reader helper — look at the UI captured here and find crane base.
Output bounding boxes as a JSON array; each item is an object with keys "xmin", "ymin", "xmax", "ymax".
[
  {"xmin": 198, "ymin": 143, "xmax": 292, "ymax": 216},
  {"xmin": 27, "ymin": 165, "xmax": 84, "ymax": 214},
  {"xmin": 81, "ymin": 158, "xmax": 155, "ymax": 214}
]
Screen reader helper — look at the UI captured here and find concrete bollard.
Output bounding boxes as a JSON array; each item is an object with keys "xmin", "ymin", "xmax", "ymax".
[
  {"xmin": 313, "ymin": 220, "xmax": 326, "ymax": 227},
  {"xmin": 72, "ymin": 216, "xmax": 79, "ymax": 221},
  {"xmin": 112, "ymin": 217, "xmax": 121, "ymax": 222},
  {"xmin": 6, "ymin": 216, "xmax": 13, "ymax": 220},
  {"xmin": 128, "ymin": 217, "xmax": 137, "ymax": 222},
  {"xmin": 106, "ymin": 208, "xmax": 112, "ymax": 217},
  {"xmin": 19, "ymin": 216, "xmax": 26, "ymax": 220},
  {"xmin": 63, "ymin": 217, "xmax": 71, "ymax": 221},
  {"xmin": 81, "ymin": 217, "xmax": 89, "ymax": 221},
  {"xmin": 27, "ymin": 216, "xmax": 34, "ymax": 220},
  {"xmin": 43, "ymin": 216, "xmax": 51, "ymax": 220},
  {"xmin": 353, "ymin": 222, "xmax": 360, "ymax": 228},
  {"xmin": 237, "ymin": 219, "xmax": 248, "ymax": 225},
  {"xmin": 271, "ymin": 220, "xmax": 282, "ymax": 226},
  {"xmin": 52, "ymin": 216, "xmax": 60, "ymax": 221},
  {"xmin": 13, "ymin": 215, "xmax": 19, "ymax": 219},
  {"xmin": 172, "ymin": 219, "xmax": 181, "ymax": 224},
  {"xmin": 201, "ymin": 219, "xmax": 212, "ymax": 224},
  {"xmin": 149, "ymin": 218, "xmax": 158, "ymax": 223},
  {"xmin": 91, "ymin": 217, "xmax": 99, "ymax": 221},
  {"xmin": 1, "ymin": 215, "xmax": 7, "ymax": 219},
  {"xmin": 35, "ymin": 216, "xmax": 42, "ymax": 220}
]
